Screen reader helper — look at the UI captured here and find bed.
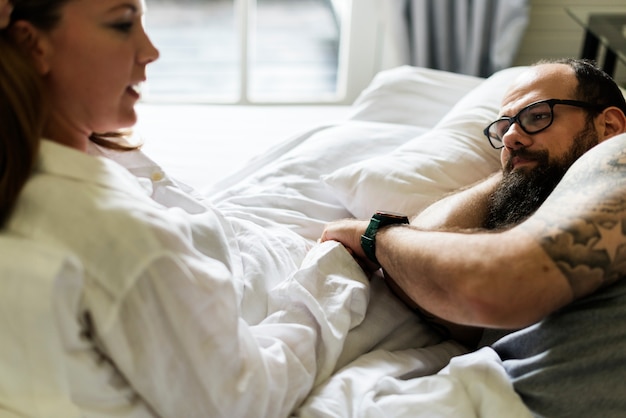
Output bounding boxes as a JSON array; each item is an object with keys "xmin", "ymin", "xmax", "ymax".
[{"xmin": 2, "ymin": 65, "xmax": 574, "ymax": 417}]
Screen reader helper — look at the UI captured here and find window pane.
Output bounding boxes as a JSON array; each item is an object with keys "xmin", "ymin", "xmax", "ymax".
[
  {"xmin": 250, "ymin": 0, "xmax": 340, "ymax": 102},
  {"xmin": 145, "ymin": 0, "xmax": 240, "ymax": 102},
  {"xmin": 143, "ymin": 0, "xmax": 340, "ymax": 103}
]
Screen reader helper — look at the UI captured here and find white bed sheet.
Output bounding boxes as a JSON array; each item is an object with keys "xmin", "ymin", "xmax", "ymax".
[{"xmin": 295, "ymin": 347, "xmax": 531, "ymax": 418}]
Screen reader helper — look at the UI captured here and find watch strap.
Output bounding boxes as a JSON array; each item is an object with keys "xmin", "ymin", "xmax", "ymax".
[{"xmin": 360, "ymin": 212, "xmax": 409, "ymax": 265}]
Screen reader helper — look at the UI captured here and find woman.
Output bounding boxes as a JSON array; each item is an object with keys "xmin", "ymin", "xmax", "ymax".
[{"xmin": 0, "ymin": 1, "xmax": 369, "ymax": 416}]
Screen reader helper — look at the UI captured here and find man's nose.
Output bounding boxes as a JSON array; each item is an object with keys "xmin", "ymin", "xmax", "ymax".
[{"xmin": 501, "ymin": 123, "xmax": 532, "ymax": 149}]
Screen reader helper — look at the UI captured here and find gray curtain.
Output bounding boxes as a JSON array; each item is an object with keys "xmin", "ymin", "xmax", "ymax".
[{"xmin": 382, "ymin": 0, "xmax": 530, "ymax": 77}]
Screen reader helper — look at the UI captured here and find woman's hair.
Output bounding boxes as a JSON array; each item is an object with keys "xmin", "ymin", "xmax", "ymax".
[
  {"xmin": 0, "ymin": 0, "xmax": 137, "ymax": 227},
  {"xmin": 0, "ymin": 31, "xmax": 43, "ymax": 227}
]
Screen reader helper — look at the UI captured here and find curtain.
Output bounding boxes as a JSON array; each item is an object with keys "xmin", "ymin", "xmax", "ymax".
[{"xmin": 379, "ymin": 0, "xmax": 530, "ymax": 77}]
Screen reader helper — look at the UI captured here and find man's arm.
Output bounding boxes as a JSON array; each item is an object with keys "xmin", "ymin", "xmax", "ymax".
[
  {"xmin": 411, "ymin": 171, "xmax": 502, "ymax": 231},
  {"xmin": 322, "ymin": 171, "xmax": 503, "ymax": 346},
  {"xmin": 394, "ymin": 171, "xmax": 501, "ymax": 345},
  {"xmin": 323, "ymin": 134, "xmax": 626, "ymax": 329},
  {"xmin": 320, "ymin": 171, "xmax": 502, "ymax": 259}
]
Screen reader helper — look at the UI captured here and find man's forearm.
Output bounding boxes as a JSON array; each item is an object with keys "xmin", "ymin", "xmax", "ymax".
[
  {"xmin": 412, "ymin": 172, "xmax": 502, "ymax": 231},
  {"xmin": 374, "ymin": 225, "xmax": 572, "ymax": 329}
]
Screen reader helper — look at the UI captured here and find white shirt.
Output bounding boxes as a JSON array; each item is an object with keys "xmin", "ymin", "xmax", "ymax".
[
  {"xmin": 88, "ymin": 142, "xmax": 318, "ymax": 324},
  {"xmin": 7, "ymin": 140, "xmax": 369, "ymax": 418}
]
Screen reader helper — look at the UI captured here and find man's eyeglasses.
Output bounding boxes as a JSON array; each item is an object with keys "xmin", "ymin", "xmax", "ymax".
[{"xmin": 483, "ymin": 99, "xmax": 606, "ymax": 149}]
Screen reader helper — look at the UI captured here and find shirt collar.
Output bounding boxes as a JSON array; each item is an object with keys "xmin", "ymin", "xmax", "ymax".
[{"xmin": 37, "ymin": 139, "xmax": 149, "ymax": 198}]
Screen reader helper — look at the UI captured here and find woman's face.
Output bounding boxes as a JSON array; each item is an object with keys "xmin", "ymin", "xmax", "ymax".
[{"xmin": 40, "ymin": 0, "xmax": 159, "ymax": 148}]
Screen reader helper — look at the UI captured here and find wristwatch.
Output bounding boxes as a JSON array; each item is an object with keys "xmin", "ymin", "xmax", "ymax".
[{"xmin": 360, "ymin": 211, "xmax": 409, "ymax": 265}]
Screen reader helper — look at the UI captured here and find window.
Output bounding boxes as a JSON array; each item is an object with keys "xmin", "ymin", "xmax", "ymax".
[{"xmin": 145, "ymin": 0, "xmax": 345, "ymax": 104}]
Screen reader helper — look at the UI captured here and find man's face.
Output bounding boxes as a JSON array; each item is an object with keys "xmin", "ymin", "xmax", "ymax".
[
  {"xmin": 484, "ymin": 120, "xmax": 599, "ymax": 230},
  {"xmin": 496, "ymin": 64, "xmax": 598, "ymax": 173},
  {"xmin": 483, "ymin": 64, "xmax": 601, "ymax": 230}
]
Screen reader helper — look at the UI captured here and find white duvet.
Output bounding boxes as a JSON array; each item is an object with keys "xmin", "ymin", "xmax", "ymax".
[
  {"xmin": 296, "ymin": 347, "xmax": 531, "ymax": 418},
  {"xmin": 202, "ymin": 66, "xmax": 536, "ymax": 416},
  {"xmin": 205, "ymin": 125, "xmax": 533, "ymax": 417}
]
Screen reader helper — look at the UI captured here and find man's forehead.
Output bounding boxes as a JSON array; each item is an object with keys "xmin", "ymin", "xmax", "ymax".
[
  {"xmin": 516, "ymin": 63, "xmax": 574, "ymax": 86},
  {"xmin": 499, "ymin": 64, "xmax": 577, "ymax": 113}
]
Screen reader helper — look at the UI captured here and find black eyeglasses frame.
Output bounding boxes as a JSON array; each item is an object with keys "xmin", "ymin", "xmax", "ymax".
[{"xmin": 483, "ymin": 99, "xmax": 606, "ymax": 149}]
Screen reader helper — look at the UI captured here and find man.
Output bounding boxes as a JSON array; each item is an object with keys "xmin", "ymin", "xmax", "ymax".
[{"xmin": 320, "ymin": 58, "xmax": 626, "ymax": 417}]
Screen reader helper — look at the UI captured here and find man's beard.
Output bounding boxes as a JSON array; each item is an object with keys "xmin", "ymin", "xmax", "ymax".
[{"xmin": 483, "ymin": 123, "xmax": 599, "ymax": 230}]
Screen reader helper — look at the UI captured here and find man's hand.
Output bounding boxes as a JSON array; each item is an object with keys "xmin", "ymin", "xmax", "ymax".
[
  {"xmin": 320, "ymin": 219, "xmax": 381, "ymax": 274},
  {"xmin": 320, "ymin": 219, "xmax": 367, "ymax": 255}
]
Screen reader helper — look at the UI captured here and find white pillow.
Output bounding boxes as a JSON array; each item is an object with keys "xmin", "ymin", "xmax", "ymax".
[
  {"xmin": 208, "ymin": 121, "xmax": 430, "ymax": 240},
  {"xmin": 208, "ymin": 120, "xmax": 429, "ymax": 201},
  {"xmin": 322, "ymin": 66, "xmax": 530, "ymax": 219},
  {"xmin": 348, "ymin": 65, "xmax": 484, "ymax": 128},
  {"xmin": 207, "ymin": 66, "xmax": 489, "ymax": 202}
]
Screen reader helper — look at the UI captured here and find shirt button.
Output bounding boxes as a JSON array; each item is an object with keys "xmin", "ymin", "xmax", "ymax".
[{"xmin": 151, "ymin": 171, "xmax": 164, "ymax": 182}]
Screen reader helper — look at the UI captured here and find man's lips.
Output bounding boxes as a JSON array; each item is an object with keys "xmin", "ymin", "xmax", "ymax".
[
  {"xmin": 511, "ymin": 155, "xmax": 536, "ymax": 168},
  {"xmin": 506, "ymin": 151, "xmax": 544, "ymax": 172}
]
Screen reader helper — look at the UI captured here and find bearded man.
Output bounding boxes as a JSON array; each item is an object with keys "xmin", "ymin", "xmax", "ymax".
[{"xmin": 320, "ymin": 58, "xmax": 626, "ymax": 417}]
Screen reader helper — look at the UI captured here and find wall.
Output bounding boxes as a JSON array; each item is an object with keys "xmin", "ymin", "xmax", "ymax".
[{"xmin": 513, "ymin": 0, "xmax": 626, "ymax": 86}]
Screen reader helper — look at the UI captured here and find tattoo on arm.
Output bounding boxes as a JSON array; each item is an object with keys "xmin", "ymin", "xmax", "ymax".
[{"xmin": 521, "ymin": 141, "xmax": 626, "ymax": 299}]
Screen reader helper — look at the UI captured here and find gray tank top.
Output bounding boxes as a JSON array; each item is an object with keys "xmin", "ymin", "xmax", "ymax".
[{"xmin": 492, "ymin": 279, "xmax": 626, "ymax": 417}]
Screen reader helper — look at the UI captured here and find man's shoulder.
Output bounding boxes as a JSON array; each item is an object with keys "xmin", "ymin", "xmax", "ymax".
[
  {"xmin": 585, "ymin": 132, "xmax": 626, "ymax": 164},
  {"xmin": 557, "ymin": 133, "xmax": 626, "ymax": 189}
]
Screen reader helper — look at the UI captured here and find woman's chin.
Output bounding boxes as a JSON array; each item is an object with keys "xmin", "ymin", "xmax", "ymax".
[{"xmin": 117, "ymin": 110, "xmax": 139, "ymax": 130}]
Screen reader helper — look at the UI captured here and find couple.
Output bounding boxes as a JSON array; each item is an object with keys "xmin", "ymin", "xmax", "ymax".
[{"xmin": 2, "ymin": 0, "xmax": 626, "ymax": 416}]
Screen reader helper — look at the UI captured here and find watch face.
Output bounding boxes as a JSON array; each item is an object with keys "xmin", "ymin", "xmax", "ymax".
[{"xmin": 374, "ymin": 211, "xmax": 409, "ymax": 223}]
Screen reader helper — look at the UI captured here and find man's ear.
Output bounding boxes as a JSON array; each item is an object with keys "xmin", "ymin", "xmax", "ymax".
[
  {"xmin": 597, "ymin": 107, "xmax": 626, "ymax": 142},
  {"xmin": 8, "ymin": 20, "xmax": 52, "ymax": 75}
]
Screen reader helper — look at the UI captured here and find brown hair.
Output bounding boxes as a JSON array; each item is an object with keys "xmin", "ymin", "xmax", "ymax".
[
  {"xmin": 0, "ymin": 30, "xmax": 44, "ymax": 227},
  {"xmin": 0, "ymin": 0, "xmax": 137, "ymax": 227}
]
